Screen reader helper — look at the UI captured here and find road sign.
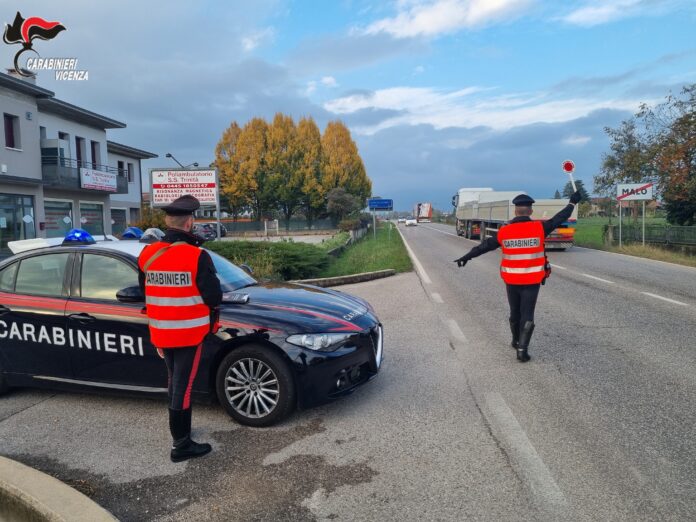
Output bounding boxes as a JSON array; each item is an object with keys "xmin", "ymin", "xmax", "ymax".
[
  {"xmin": 368, "ymin": 198, "xmax": 393, "ymax": 211},
  {"xmin": 617, "ymin": 182, "xmax": 653, "ymax": 201},
  {"xmin": 562, "ymin": 160, "xmax": 575, "ymax": 173},
  {"xmin": 151, "ymin": 168, "xmax": 218, "ymax": 206}
]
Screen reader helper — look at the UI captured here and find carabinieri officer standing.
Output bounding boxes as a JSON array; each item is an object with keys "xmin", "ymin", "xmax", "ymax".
[
  {"xmin": 138, "ymin": 195, "xmax": 222, "ymax": 462},
  {"xmin": 454, "ymin": 191, "xmax": 582, "ymax": 362}
]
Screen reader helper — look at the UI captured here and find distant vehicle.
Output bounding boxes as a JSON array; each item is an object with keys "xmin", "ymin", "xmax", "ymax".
[
  {"xmin": 200, "ymin": 222, "xmax": 227, "ymax": 237},
  {"xmin": 405, "ymin": 217, "xmax": 418, "ymax": 226},
  {"xmin": 397, "ymin": 218, "xmax": 406, "ymax": 223},
  {"xmin": 451, "ymin": 188, "xmax": 577, "ymax": 250},
  {"xmin": 414, "ymin": 202, "xmax": 433, "ymax": 223},
  {"xmin": 192, "ymin": 223, "xmax": 216, "ymax": 241}
]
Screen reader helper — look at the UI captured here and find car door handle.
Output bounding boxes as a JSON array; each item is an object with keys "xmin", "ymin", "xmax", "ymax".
[
  {"xmin": 68, "ymin": 312, "xmax": 96, "ymax": 323},
  {"xmin": 0, "ymin": 305, "xmax": 9, "ymax": 316}
]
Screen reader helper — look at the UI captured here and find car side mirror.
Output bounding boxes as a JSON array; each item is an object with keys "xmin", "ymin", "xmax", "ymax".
[
  {"xmin": 240, "ymin": 264, "xmax": 254, "ymax": 275},
  {"xmin": 116, "ymin": 285, "xmax": 145, "ymax": 303}
]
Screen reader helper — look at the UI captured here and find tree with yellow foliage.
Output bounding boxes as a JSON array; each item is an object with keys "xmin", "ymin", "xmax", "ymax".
[
  {"xmin": 320, "ymin": 120, "xmax": 371, "ymax": 206},
  {"xmin": 266, "ymin": 113, "xmax": 304, "ymax": 228},
  {"xmin": 214, "ymin": 122, "xmax": 248, "ymax": 218},
  {"xmin": 232, "ymin": 118, "xmax": 271, "ymax": 220},
  {"xmin": 296, "ymin": 117, "xmax": 323, "ymax": 227}
]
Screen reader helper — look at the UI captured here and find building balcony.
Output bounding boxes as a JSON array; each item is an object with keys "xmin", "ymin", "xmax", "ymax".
[{"xmin": 41, "ymin": 156, "xmax": 128, "ymax": 195}]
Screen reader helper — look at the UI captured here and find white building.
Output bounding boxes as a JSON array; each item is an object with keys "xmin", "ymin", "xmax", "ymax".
[{"xmin": 0, "ymin": 70, "xmax": 156, "ymax": 256}]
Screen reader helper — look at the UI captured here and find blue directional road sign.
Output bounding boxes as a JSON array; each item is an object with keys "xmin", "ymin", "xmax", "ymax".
[{"xmin": 368, "ymin": 198, "xmax": 393, "ymax": 211}]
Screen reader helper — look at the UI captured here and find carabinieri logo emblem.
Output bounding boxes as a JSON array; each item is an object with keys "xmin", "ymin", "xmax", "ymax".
[{"xmin": 3, "ymin": 11, "xmax": 66, "ymax": 77}]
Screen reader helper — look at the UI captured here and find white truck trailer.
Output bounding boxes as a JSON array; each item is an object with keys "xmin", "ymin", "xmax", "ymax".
[{"xmin": 451, "ymin": 188, "xmax": 578, "ymax": 250}]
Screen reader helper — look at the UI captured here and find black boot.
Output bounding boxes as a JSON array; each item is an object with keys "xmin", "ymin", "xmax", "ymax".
[
  {"xmin": 509, "ymin": 319, "xmax": 520, "ymax": 349},
  {"xmin": 169, "ymin": 408, "xmax": 212, "ymax": 463},
  {"xmin": 517, "ymin": 321, "xmax": 534, "ymax": 363}
]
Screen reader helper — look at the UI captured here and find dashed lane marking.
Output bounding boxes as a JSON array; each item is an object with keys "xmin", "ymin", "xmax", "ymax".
[
  {"xmin": 641, "ymin": 292, "xmax": 688, "ymax": 306},
  {"xmin": 483, "ymin": 392, "xmax": 567, "ymax": 512},
  {"xmin": 580, "ymin": 273, "xmax": 615, "ymax": 284},
  {"xmin": 446, "ymin": 319, "xmax": 468, "ymax": 343},
  {"xmin": 550, "ymin": 263, "xmax": 566, "ymax": 270},
  {"xmin": 431, "ymin": 292, "xmax": 444, "ymax": 303},
  {"xmin": 396, "ymin": 226, "xmax": 432, "ymax": 284},
  {"xmin": 420, "ymin": 224, "xmax": 459, "ymax": 237}
]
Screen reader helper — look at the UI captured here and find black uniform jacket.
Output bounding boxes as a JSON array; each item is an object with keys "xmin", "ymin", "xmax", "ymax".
[
  {"xmin": 462, "ymin": 203, "xmax": 575, "ymax": 261},
  {"xmin": 138, "ymin": 228, "xmax": 223, "ymax": 309}
]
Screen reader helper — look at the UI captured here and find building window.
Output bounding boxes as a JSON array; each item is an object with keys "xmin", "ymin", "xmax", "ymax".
[
  {"xmin": 75, "ymin": 137, "xmax": 85, "ymax": 167},
  {"xmin": 110, "ymin": 208, "xmax": 127, "ymax": 235},
  {"xmin": 79, "ymin": 202, "xmax": 104, "ymax": 235},
  {"xmin": 39, "ymin": 126, "xmax": 47, "ymax": 140},
  {"xmin": 4, "ymin": 113, "xmax": 20, "ymax": 149},
  {"xmin": 117, "ymin": 160, "xmax": 125, "ymax": 176},
  {"xmin": 127, "ymin": 162, "xmax": 134, "ymax": 183},
  {"xmin": 90, "ymin": 141, "xmax": 101, "ymax": 169},
  {"xmin": 44, "ymin": 200, "xmax": 74, "ymax": 238},
  {"xmin": 129, "ymin": 208, "xmax": 140, "ymax": 224},
  {"xmin": 0, "ymin": 194, "xmax": 36, "ymax": 256}
]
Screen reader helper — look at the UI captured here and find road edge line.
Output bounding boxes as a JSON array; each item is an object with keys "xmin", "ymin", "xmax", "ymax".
[{"xmin": 396, "ymin": 226, "xmax": 432, "ymax": 284}]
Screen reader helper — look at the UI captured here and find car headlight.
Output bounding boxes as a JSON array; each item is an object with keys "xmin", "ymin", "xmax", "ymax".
[{"xmin": 286, "ymin": 333, "xmax": 353, "ymax": 351}]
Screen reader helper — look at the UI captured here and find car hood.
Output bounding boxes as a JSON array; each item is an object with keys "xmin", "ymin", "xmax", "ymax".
[{"xmin": 218, "ymin": 282, "xmax": 377, "ymax": 334}]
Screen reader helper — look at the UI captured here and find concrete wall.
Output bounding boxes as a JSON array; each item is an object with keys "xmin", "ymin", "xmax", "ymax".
[
  {"xmin": 0, "ymin": 86, "xmax": 41, "ymax": 181},
  {"xmin": 108, "ymin": 152, "xmax": 141, "ymax": 207}
]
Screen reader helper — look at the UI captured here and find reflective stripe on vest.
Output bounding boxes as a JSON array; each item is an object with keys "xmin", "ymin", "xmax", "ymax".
[
  {"xmin": 138, "ymin": 241, "xmax": 210, "ymax": 348},
  {"xmin": 148, "ymin": 315, "xmax": 211, "ymax": 329},
  {"xmin": 502, "ymin": 252, "xmax": 545, "ymax": 261},
  {"xmin": 497, "ymin": 221, "xmax": 546, "ymax": 285},
  {"xmin": 146, "ymin": 296, "xmax": 205, "ymax": 306}
]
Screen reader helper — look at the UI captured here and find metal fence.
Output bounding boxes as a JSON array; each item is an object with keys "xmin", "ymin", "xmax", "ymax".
[
  {"xmin": 618, "ymin": 225, "xmax": 696, "ymax": 246},
  {"xmin": 217, "ymin": 218, "xmax": 337, "ymax": 234}
]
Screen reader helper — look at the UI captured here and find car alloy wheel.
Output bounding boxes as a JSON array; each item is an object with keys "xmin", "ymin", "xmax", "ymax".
[
  {"xmin": 216, "ymin": 345, "xmax": 295, "ymax": 427},
  {"xmin": 224, "ymin": 358, "xmax": 279, "ymax": 419}
]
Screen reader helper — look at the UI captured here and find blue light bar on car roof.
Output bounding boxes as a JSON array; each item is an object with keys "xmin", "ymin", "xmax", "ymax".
[{"xmin": 62, "ymin": 228, "xmax": 96, "ymax": 245}]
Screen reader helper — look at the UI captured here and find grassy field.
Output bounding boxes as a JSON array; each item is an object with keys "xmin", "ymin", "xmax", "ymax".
[
  {"xmin": 319, "ymin": 222, "xmax": 413, "ymax": 277},
  {"xmin": 574, "ymin": 216, "xmax": 696, "ymax": 268},
  {"xmin": 317, "ymin": 231, "xmax": 350, "ymax": 251}
]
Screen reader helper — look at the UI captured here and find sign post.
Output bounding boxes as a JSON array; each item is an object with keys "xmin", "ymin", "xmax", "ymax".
[
  {"xmin": 367, "ymin": 198, "xmax": 394, "ymax": 241},
  {"xmin": 616, "ymin": 182, "xmax": 654, "ymax": 247},
  {"xmin": 562, "ymin": 160, "xmax": 577, "ymax": 192},
  {"xmin": 151, "ymin": 168, "xmax": 220, "ymax": 238}
]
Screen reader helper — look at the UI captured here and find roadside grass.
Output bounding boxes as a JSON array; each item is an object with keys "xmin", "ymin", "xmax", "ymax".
[
  {"xmin": 573, "ymin": 217, "xmax": 696, "ymax": 268},
  {"xmin": 317, "ymin": 231, "xmax": 350, "ymax": 251},
  {"xmin": 319, "ymin": 222, "xmax": 413, "ymax": 277}
]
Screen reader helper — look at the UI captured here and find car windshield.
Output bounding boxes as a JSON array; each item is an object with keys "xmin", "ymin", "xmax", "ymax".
[{"xmin": 207, "ymin": 250, "xmax": 257, "ymax": 291}]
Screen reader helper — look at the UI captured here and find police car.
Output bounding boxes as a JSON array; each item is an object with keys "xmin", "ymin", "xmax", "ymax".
[{"xmin": 0, "ymin": 230, "xmax": 383, "ymax": 427}]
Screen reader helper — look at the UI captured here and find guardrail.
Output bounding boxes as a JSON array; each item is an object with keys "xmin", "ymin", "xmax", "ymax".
[{"xmin": 613, "ymin": 224, "xmax": 696, "ymax": 246}]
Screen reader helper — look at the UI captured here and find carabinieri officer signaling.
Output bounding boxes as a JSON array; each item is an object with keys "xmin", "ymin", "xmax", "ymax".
[
  {"xmin": 138, "ymin": 195, "xmax": 222, "ymax": 462},
  {"xmin": 454, "ymin": 191, "xmax": 582, "ymax": 362}
]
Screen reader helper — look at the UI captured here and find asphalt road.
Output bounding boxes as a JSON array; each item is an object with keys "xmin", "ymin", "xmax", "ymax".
[
  {"xmin": 0, "ymin": 226, "xmax": 694, "ymax": 521},
  {"xmin": 400, "ymin": 221, "xmax": 696, "ymax": 520}
]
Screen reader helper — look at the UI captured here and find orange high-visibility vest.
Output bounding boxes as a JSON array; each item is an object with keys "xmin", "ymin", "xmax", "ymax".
[
  {"xmin": 138, "ymin": 242, "xmax": 210, "ymax": 348},
  {"xmin": 497, "ymin": 221, "xmax": 546, "ymax": 285}
]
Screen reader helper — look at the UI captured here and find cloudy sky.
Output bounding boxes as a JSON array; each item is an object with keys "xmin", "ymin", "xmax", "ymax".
[{"xmin": 4, "ymin": 0, "xmax": 696, "ymax": 210}]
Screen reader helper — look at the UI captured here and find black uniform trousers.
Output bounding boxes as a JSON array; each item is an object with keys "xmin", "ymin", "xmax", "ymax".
[
  {"xmin": 506, "ymin": 283, "xmax": 541, "ymax": 325},
  {"xmin": 163, "ymin": 344, "xmax": 203, "ymax": 410}
]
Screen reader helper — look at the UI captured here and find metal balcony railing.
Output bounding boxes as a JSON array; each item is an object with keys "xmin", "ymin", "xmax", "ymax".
[{"xmin": 41, "ymin": 156, "xmax": 128, "ymax": 194}]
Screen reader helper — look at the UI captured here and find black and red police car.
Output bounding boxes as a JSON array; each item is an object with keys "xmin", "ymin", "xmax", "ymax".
[{"xmin": 0, "ymin": 231, "xmax": 383, "ymax": 426}]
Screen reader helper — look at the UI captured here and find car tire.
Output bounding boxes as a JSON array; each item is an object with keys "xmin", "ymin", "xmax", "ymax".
[{"xmin": 215, "ymin": 344, "xmax": 295, "ymax": 427}]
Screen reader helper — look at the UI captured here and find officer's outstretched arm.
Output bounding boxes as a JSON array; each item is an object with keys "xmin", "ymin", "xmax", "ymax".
[{"xmin": 454, "ymin": 235, "xmax": 500, "ymax": 268}]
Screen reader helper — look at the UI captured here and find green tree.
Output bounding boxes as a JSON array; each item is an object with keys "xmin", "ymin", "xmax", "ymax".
[
  {"xmin": 326, "ymin": 187, "xmax": 361, "ymax": 225},
  {"xmin": 553, "ymin": 189, "xmax": 561, "ymax": 199},
  {"xmin": 562, "ymin": 179, "xmax": 590, "ymax": 202},
  {"xmin": 233, "ymin": 118, "xmax": 271, "ymax": 220},
  {"xmin": 215, "ymin": 122, "xmax": 250, "ymax": 219}
]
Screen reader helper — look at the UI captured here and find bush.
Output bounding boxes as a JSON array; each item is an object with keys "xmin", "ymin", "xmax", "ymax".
[
  {"xmin": 338, "ymin": 218, "xmax": 361, "ymax": 231},
  {"xmin": 207, "ymin": 240, "xmax": 329, "ymax": 280},
  {"xmin": 135, "ymin": 204, "xmax": 166, "ymax": 230}
]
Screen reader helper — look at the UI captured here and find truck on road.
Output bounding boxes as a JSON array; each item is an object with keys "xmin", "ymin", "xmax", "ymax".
[
  {"xmin": 451, "ymin": 188, "xmax": 577, "ymax": 250},
  {"xmin": 414, "ymin": 202, "xmax": 433, "ymax": 223}
]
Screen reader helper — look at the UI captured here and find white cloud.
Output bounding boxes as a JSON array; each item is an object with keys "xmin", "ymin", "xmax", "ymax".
[
  {"xmin": 241, "ymin": 26, "xmax": 275, "ymax": 51},
  {"xmin": 563, "ymin": 134, "xmax": 592, "ymax": 146},
  {"xmin": 324, "ymin": 85, "xmax": 649, "ymax": 134},
  {"xmin": 305, "ymin": 81, "xmax": 317, "ymax": 95},
  {"xmin": 321, "ymin": 76, "xmax": 338, "ymax": 87},
  {"xmin": 363, "ymin": 0, "xmax": 534, "ymax": 38},
  {"xmin": 561, "ymin": 0, "xmax": 679, "ymax": 27},
  {"xmin": 413, "ymin": 65, "xmax": 425, "ymax": 74}
]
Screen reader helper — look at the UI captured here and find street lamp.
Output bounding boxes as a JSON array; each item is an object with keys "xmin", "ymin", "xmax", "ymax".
[{"xmin": 165, "ymin": 153, "xmax": 198, "ymax": 169}]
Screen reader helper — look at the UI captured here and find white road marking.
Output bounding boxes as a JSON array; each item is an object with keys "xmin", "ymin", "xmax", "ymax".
[
  {"xmin": 446, "ymin": 319, "xmax": 468, "ymax": 343},
  {"xmin": 483, "ymin": 392, "xmax": 567, "ymax": 510},
  {"xmin": 550, "ymin": 263, "xmax": 566, "ymax": 270},
  {"xmin": 421, "ymin": 224, "xmax": 459, "ymax": 237},
  {"xmin": 431, "ymin": 292, "xmax": 444, "ymax": 303},
  {"xmin": 581, "ymin": 273, "xmax": 615, "ymax": 284},
  {"xmin": 641, "ymin": 292, "xmax": 688, "ymax": 306},
  {"xmin": 396, "ymin": 226, "xmax": 432, "ymax": 284}
]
